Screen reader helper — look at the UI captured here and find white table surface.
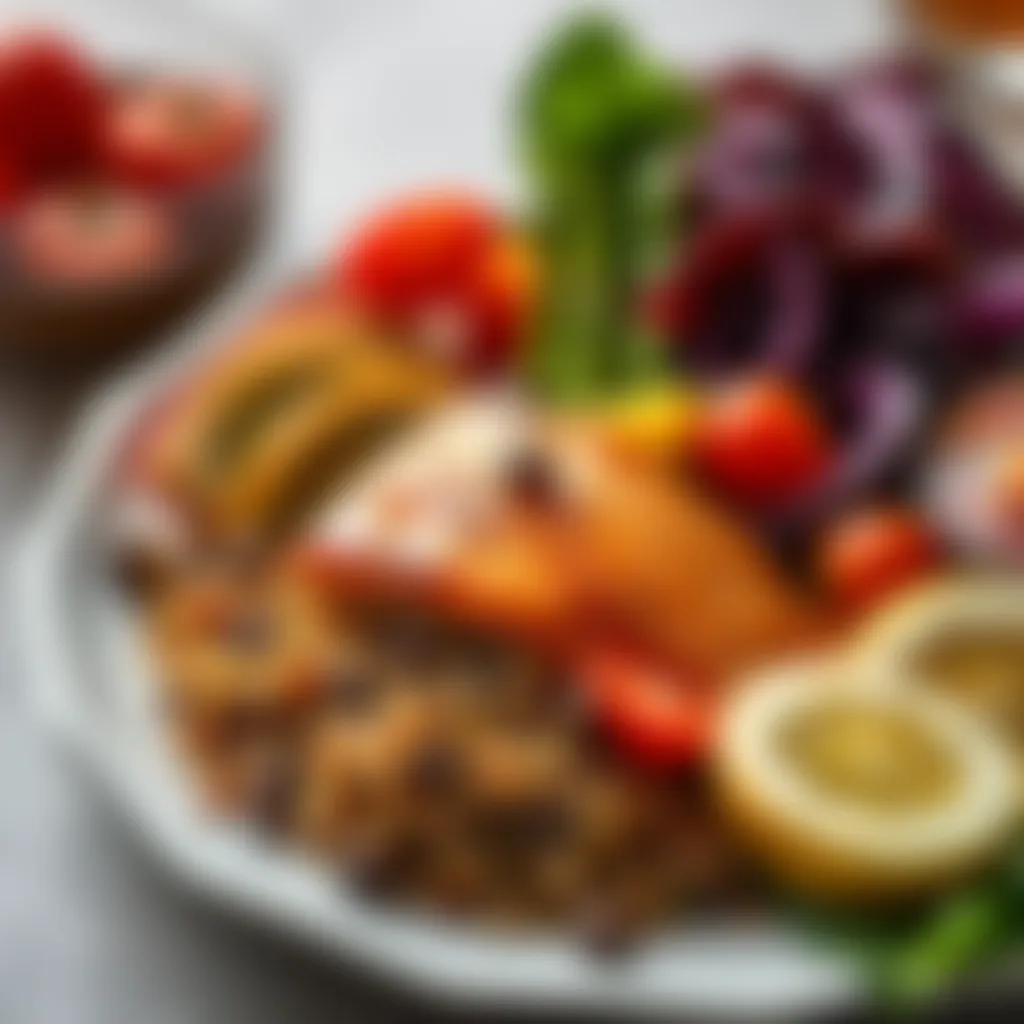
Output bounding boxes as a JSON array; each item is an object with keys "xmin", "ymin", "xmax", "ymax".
[{"xmin": 1, "ymin": 3, "xmax": 988, "ymax": 1022}]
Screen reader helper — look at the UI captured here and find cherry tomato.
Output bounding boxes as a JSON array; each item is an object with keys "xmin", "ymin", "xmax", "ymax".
[
  {"xmin": 579, "ymin": 644, "xmax": 714, "ymax": 770},
  {"xmin": 12, "ymin": 186, "xmax": 174, "ymax": 285},
  {"xmin": 694, "ymin": 377, "xmax": 833, "ymax": 510},
  {"xmin": 333, "ymin": 191, "xmax": 531, "ymax": 374},
  {"xmin": 106, "ymin": 76, "xmax": 262, "ymax": 190},
  {"xmin": 337, "ymin": 192, "xmax": 496, "ymax": 308},
  {"xmin": 818, "ymin": 506, "xmax": 939, "ymax": 612},
  {"xmin": 0, "ymin": 30, "xmax": 106, "ymax": 183}
]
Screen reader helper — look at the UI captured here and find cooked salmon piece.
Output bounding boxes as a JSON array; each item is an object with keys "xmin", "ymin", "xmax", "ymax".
[{"xmin": 298, "ymin": 398, "xmax": 820, "ymax": 680}]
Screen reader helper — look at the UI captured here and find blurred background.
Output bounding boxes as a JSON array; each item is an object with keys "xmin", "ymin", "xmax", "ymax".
[{"xmin": 2, "ymin": 1, "xmax": 1020, "ymax": 1022}]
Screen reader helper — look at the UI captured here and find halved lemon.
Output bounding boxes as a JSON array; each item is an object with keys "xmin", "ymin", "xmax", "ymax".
[
  {"xmin": 853, "ymin": 581, "xmax": 1024, "ymax": 774},
  {"xmin": 717, "ymin": 660, "xmax": 1018, "ymax": 902}
]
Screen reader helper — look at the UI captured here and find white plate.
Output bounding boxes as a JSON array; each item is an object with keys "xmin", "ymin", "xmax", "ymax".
[{"xmin": 12, "ymin": 269, "xmax": 861, "ymax": 1018}]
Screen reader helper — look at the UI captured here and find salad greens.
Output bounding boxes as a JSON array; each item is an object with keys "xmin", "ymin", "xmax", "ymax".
[
  {"xmin": 802, "ymin": 841, "xmax": 1024, "ymax": 1007},
  {"xmin": 880, "ymin": 847, "xmax": 1024, "ymax": 1005},
  {"xmin": 517, "ymin": 13, "xmax": 703, "ymax": 403}
]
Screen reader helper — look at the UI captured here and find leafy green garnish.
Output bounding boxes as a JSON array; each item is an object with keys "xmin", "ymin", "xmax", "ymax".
[
  {"xmin": 798, "ymin": 841, "xmax": 1024, "ymax": 1010},
  {"xmin": 517, "ymin": 12, "xmax": 703, "ymax": 403},
  {"xmin": 879, "ymin": 846, "xmax": 1024, "ymax": 1005}
]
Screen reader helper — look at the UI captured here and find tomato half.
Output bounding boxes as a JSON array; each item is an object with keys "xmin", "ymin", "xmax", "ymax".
[
  {"xmin": 578, "ymin": 644, "xmax": 715, "ymax": 770},
  {"xmin": 694, "ymin": 376, "xmax": 833, "ymax": 510},
  {"xmin": 332, "ymin": 191, "xmax": 532, "ymax": 375},
  {"xmin": 818, "ymin": 505, "xmax": 939, "ymax": 612}
]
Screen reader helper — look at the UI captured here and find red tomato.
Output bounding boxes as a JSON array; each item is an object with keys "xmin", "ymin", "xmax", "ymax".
[
  {"xmin": 579, "ymin": 645, "xmax": 714, "ymax": 770},
  {"xmin": 336, "ymin": 191, "xmax": 496, "ymax": 309},
  {"xmin": 106, "ymin": 76, "xmax": 262, "ymax": 190},
  {"xmin": 818, "ymin": 506, "xmax": 939, "ymax": 612},
  {"xmin": 333, "ymin": 191, "xmax": 531, "ymax": 374},
  {"xmin": 12, "ymin": 186, "xmax": 174, "ymax": 285},
  {"xmin": 694, "ymin": 377, "xmax": 833, "ymax": 509},
  {"xmin": 0, "ymin": 30, "xmax": 106, "ymax": 183}
]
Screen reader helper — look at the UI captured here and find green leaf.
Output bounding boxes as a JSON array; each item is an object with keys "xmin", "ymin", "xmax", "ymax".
[
  {"xmin": 881, "ymin": 892, "xmax": 1012, "ymax": 1003},
  {"xmin": 516, "ymin": 12, "xmax": 704, "ymax": 404},
  {"xmin": 797, "ymin": 839, "xmax": 1024, "ymax": 1010}
]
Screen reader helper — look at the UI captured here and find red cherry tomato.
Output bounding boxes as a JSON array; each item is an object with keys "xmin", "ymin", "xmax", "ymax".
[
  {"xmin": 818, "ymin": 506, "xmax": 939, "ymax": 612},
  {"xmin": 0, "ymin": 30, "xmax": 106, "ymax": 183},
  {"xmin": 333, "ymin": 191, "xmax": 532, "ymax": 374},
  {"xmin": 12, "ymin": 186, "xmax": 174, "ymax": 285},
  {"xmin": 579, "ymin": 644, "xmax": 714, "ymax": 770},
  {"xmin": 106, "ymin": 76, "xmax": 261, "ymax": 190},
  {"xmin": 336, "ymin": 191, "xmax": 496, "ymax": 309},
  {"xmin": 694, "ymin": 376, "xmax": 833, "ymax": 510}
]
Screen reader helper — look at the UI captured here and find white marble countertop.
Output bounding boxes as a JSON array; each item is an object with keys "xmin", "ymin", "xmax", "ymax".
[{"xmin": 5, "ymin": 3, "xmax": 997, "ymax": 1023}]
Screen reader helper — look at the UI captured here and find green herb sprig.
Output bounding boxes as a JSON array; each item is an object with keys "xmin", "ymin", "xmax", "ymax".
[{"xmin": 517, "ymin": 13, "xmax": 703, "ymax": 404}]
